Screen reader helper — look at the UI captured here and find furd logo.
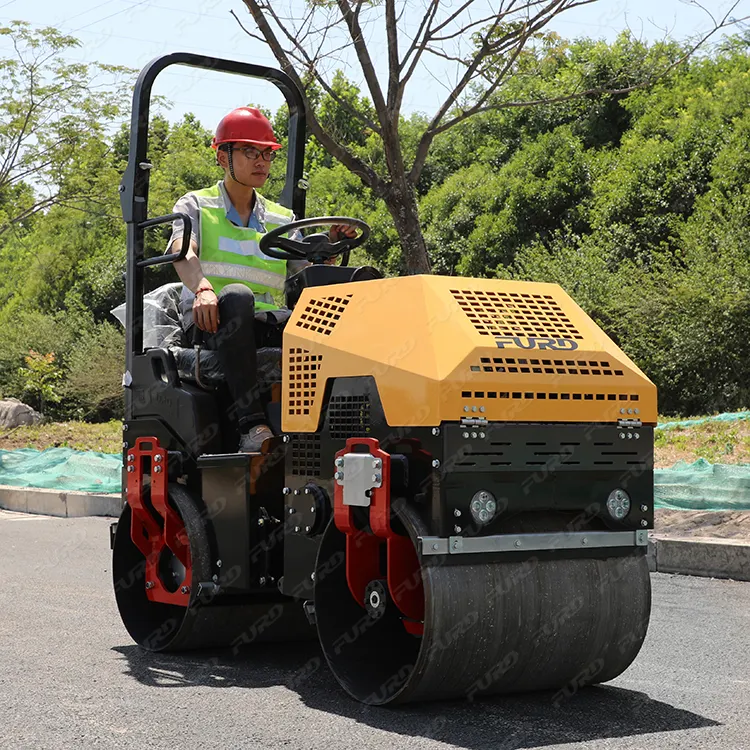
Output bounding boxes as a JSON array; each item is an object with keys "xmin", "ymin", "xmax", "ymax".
[{"xmin": 495, "ymin": 336, "xmax": 579, "ymax": 351}]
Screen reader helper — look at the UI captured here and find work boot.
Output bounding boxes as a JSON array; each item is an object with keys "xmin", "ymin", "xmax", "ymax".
[{"xmin": 238, "ymin": 424, "xmax": 274, "ymax": 453}]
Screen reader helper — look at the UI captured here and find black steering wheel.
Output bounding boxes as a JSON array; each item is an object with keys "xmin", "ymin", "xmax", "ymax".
[{"xmin": 259, "ymin": 216, "xmax": 371, "ymax": 266}]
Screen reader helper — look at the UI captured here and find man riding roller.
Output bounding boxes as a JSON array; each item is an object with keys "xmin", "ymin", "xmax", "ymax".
[{"xmin": 168, "ymin": 107, "xmax": 355, "ymax": 453}]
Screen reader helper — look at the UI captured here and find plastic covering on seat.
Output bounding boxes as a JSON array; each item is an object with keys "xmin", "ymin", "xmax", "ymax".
[{"xmin": 111, "ymin": 283, "xmax": 286, "ymax": 387}]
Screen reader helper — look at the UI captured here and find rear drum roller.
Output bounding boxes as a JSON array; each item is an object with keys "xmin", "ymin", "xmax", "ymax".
[
  {"xmin": 113, "ymin": 484, "xmax": 309, "ymax": 652},
  {"xmin": 314, "ymin": 505, "xmax": 651, "ymax": 705}
]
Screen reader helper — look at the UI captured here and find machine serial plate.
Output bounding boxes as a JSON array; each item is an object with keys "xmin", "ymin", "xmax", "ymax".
[{"xmin": 419, "ymin": 530, "xmax": 648, "ymax": 556}]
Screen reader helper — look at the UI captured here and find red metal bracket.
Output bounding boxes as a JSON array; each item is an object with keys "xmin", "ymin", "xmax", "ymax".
[
  {"xmin": 333, "ymin": 438, "xmax": 424, "ymax": 634},
  {"xmin": 126, "ymin": 437, "xmax": 191, "ymax": 606}
]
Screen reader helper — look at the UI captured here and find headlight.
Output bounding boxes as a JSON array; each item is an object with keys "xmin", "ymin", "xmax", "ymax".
[
  {"xmin": 470, "ymin": 490, "xmax": 497, "ymax": 525},
  {"xmin": 606, "ymin": 489, "xmax": 631, "ymax": 520}
]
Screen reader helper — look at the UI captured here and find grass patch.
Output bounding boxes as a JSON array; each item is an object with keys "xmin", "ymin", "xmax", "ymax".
[
  {"xmin": 655, "ymin": 416, "xmax": 750, "ymax": 467},
  {"xmin": 0, "ymin": 420, "xmax": 121, "ymax": 454}
]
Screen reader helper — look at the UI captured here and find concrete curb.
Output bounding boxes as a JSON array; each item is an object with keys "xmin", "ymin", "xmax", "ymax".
[
  {"xmin": 0, "ymin": 485, "xmax": 122, "ymax": 518},
  {"xmin": 648, "ymin": 534, "xmax": 750, "ymax": 582}
]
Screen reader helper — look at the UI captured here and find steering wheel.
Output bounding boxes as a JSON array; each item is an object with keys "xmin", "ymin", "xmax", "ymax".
[{"xmin": 259, "ymin": 216, "xmax": 371, "ymax": 266}]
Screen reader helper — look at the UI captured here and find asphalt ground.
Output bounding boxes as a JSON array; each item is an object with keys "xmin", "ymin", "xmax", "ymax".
[{"xmin": 0, "ymin": 509, "xmax": 748, "ymax": 750}]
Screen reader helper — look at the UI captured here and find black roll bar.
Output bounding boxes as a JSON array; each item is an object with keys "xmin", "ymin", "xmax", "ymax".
[{"xmin": 120, "ymin": 53, "xmax": 307, "ymax": 419}]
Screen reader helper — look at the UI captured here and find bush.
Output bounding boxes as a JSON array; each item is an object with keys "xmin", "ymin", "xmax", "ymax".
[
  {"xmin": 605, "ymin": 258, "xmax": 750, "ymax": 416},
  {"xmin": 63, "ymin": 323, "xmax": 125, "ymax": 421},
  {"xmin": 17, "ymin": 350, "xmax": 63, "ymax": 415},
  {"xmin": 422, "ymin": 126, "xmax": 591, "ymax": 276},
  {"xmin": 0, "ymin": 307, "xmax": 87, "ymax": 399}
]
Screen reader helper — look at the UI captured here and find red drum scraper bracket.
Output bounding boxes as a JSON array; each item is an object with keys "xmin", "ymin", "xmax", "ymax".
[
  {"xmin": 332, "ymin": 437, "xmax": 425, "ymax": 635},
  {"xmin": 126, "ymin": 437, "xmax": 191, "ymax": 605}
]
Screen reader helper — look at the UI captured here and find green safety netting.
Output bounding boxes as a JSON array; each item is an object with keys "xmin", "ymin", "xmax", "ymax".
[
  {"xmin": 653, "ymin": 410, "xmax": 750, "ymax": 509},
  {"xmin": 654, "ymin": 458, "xmax": 750, "ymax": 511},
  {"xmin": 656, "ymin": 411, "xmax": 750, "ymax": 430},
  {"xmin": 2, "ymin": 412, "xmax": 750, "ymax": 509},
  {"xmin": 0, "ymin": 448, "xmax": 121, "ymax": 494}
]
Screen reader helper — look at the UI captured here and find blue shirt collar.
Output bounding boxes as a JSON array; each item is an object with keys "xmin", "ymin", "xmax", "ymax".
[{"xmin": 218, "ymin": 180, "xmax": 264, "ymax": 231}]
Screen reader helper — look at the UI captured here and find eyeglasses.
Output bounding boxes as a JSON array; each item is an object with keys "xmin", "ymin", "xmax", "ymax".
[{"xmin": 233, "ymin": 145, "xmax": 278, "ymax": 162}]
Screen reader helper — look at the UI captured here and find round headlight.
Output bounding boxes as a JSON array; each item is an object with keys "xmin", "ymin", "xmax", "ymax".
[
  {"xmin": 470, "ymin": 490, "xmax": 497, "ymax": 526},
  {"xmin": 606, "ymin": 489, "xmax": 631, "ymax": 520}
]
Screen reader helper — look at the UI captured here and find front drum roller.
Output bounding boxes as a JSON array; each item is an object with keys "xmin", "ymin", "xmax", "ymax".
[
  {"xmin": 113, "ymin": 482, "xmax": 309, "ymax": 651},
  {"xmin": 314, "ymin": 504, "xmax": 651, "ymax": 705}
]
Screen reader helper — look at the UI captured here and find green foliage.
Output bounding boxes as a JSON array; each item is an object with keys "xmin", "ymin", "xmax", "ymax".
[
  {"xmin": 305, "ymin": 161, "xmax": 397, "ymax": 269},
  {"xmin": 17, "ymin": 351, "xmax": 63, "ymax": 415},
  {"xmin": 605, "ymin": 256, "xmax": 750, "ymax": 415},
  {"xmin": 0, "ymin": 307, "xmax": 89, "ymax": 398},
  {"xmin": 3, "ymin": 27, "xmax": 750, "ymax": 420},
  {"xmin": 422, "ymin": 126, "xmax": 590, "ymax": 276},
  {"xmin": 63, "ymin": 323, "xmax": 125, "ymax": 421},
  {"xmin": 0, "ymin": 22, "xmax": 132, "ymax": 236}
]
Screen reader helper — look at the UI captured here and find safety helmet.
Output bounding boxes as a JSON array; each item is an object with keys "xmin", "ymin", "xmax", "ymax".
[{"xmin": 211, "ymin": 107, "xmax": 281, "ymax": 150}]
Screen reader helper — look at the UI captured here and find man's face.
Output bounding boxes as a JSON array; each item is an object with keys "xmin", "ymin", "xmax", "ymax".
[{"xmin": 221, "ymin": 142, "xmax": 276, "ymax": 188}]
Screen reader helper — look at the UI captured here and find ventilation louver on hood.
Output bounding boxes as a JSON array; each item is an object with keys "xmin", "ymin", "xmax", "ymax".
[
  {"xmin": 295, "ymin": 293, "xmax": 353, "ymax": 336},
  {"xmin": 451, "ymin": 289, "xmax": 583, "ymax": 340}
]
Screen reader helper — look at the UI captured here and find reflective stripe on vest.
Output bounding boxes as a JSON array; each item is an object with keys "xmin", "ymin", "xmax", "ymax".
[
  {"xmin": 193, "ymin": 183, "xmax": 292, "ymax": 310},
  {"xmin": 199, "ymin": 261, "xmax": 286, "ymax": 290}
]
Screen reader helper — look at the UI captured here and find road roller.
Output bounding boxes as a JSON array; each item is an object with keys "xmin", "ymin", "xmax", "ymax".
[{"xmin": 112, "ymin": 53, "xmax": 655, "ymax": 705}]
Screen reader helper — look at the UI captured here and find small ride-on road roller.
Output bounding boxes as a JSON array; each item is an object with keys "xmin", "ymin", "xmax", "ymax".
[{"xmin": 112, "ymin": 53, "xmax": 656, "ymax": 705}]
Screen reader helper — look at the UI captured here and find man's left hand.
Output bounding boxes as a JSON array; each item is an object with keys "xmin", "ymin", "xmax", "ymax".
[
  {"xmin": 325, "ymin": 224, "xmax": 358, "ymax": 265},
  {"xmin": 329, "ymin": 224, "xmax": 357, "ymax": 242}
]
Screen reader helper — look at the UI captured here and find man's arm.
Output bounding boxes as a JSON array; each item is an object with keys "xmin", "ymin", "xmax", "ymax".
[
  {"xmin": 169, "ymin": 194, "xmax": 219, "ymax": 333},
  {"xmin": 173, "ymin": 240, "xmax": 207, "ymax": 291},
  {"xmin": 172, "ymin": 240, "xmax": 219, "ymax": 334}
]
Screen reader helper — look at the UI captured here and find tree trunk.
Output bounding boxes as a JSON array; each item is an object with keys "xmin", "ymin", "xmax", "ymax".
[{"xmin": 383, "ymin": 181, "xmax": 432, "ymax": 274}]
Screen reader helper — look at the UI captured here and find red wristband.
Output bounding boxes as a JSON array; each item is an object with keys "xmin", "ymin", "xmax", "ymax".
[{"xmin": 195, "ymin": 286, "xmax": 215, "ymax": 295}]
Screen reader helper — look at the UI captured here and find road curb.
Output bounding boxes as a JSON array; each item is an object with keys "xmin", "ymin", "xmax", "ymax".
[
  {"xmin": 0, "ymin": 485, "xmax": 122, "ymax": 518},
  {"xmin": 648, "ymin": 534, "xmax": 750, "ymax": 582}
]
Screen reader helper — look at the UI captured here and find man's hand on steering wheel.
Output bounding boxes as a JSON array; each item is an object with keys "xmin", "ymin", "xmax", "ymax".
[
  {"xmin": 325, "ymin": 224, "xmax": 357, "ymax": 264},
  {"xmin": 259, "ymin": 217, "xmax": 371, "ymax": 266},
  {"xmin": 329, "ymin": 224, "xmax": 357, "ymax": 242}
]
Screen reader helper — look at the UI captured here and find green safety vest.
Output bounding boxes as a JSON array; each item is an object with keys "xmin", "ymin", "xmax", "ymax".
[{"xmin": 193, "ymin": 183, "xmax": 292, "ymax": 311}]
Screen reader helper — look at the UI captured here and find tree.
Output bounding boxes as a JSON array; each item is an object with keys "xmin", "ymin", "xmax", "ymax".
[
  {"xmin": 236, "ymin": 0, "xmax": 744, "ymax": 273},
  {"xmin": 422, "ymin": 124, "xmax": 590, "ymax": 276},
  {"xmin": 0, "ymin": 22, "xmax": 131, "ymax": 238}
]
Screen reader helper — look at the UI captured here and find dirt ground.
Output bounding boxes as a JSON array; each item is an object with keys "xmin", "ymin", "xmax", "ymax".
[{"xmin": 655, "ymin": 509, "xmax": 750, "ymax": 541}]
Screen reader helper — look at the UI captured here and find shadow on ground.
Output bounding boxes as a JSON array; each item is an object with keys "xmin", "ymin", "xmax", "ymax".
[{"xmin": 113, "ymin": 642, "xmax": 719, "ymax": 750}]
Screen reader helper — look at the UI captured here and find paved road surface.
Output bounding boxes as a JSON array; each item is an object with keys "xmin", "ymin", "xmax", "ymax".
[{"xmin": 0, "ymin": 509, "xmax": 748, "ymax": 750}]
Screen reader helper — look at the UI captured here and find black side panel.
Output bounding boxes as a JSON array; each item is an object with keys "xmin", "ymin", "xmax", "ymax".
[
  {"xmin": 130, "ymin": 351, "xmax": 223, "ymax": 455},
  {"xmin": 200, "ymin": 458, "xmax": 252, "ymax": 593},
  {"xmin": 440, "ymin": 423, "xmax": 654, "ymax": 538}
]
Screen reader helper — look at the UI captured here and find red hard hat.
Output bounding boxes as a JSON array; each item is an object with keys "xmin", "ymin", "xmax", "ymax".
[{"xmin": 211, "ymin": 107, "xmax": 281, "ymax": 150}]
